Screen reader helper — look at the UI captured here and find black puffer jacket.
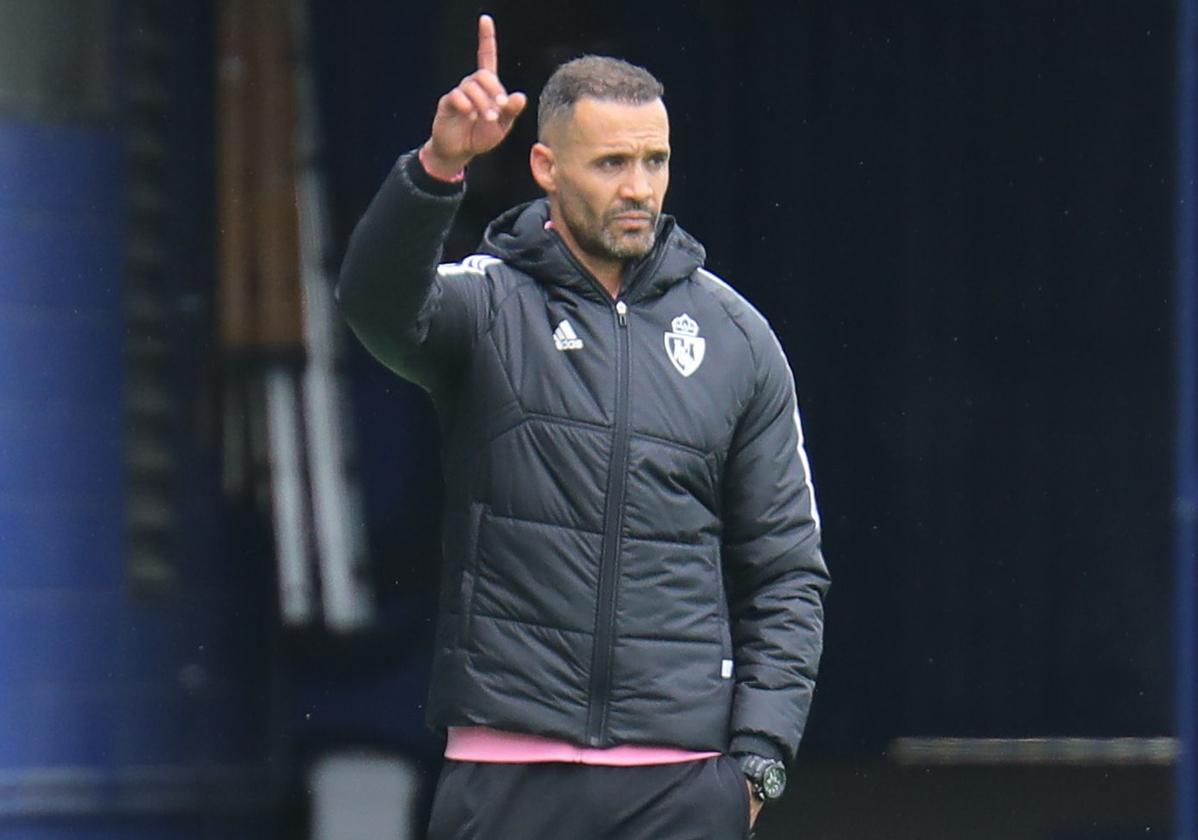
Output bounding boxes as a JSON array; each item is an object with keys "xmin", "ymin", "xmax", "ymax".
[{"xmin": 337, "ymin": 151, "xmax": 829, "ymax": 763}]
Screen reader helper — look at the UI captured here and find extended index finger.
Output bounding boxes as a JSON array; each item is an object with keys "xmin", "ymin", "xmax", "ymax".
[{"xmin": 477, "ymin": 14, "xmax": 498, "ymax": 74}]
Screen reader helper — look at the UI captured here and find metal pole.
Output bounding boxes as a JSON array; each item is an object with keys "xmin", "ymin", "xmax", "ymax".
[
  {"xmin": 291, "ymin": 0, "xmax": 374, "ymax": 632},
  {"xmin": 1175, "ymin": 1, "xmax": 1198, "ymax": 838}
]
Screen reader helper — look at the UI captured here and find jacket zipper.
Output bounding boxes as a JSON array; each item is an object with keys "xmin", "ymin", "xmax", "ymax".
[
  {"xmin": 544, "ymin": 232, "xmax": 668, "ymax": 745},
  {"xmin": 586, "ymin": 298, "xmax": 630, "ymax": 745}
]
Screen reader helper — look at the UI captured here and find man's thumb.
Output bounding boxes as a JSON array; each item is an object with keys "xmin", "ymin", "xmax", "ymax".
[{"xmin": 502, "ymin": 92, "xmax": 528, "ymax": 124}]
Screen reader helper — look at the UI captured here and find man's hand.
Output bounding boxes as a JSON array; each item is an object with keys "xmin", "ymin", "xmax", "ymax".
[
  {"xmin": 746, "ymin": 781, "xmax": 763, "ymax": 828},
  {"xmin": 421, "ymin": 14, "xmax": 528, "ymax": 180}
]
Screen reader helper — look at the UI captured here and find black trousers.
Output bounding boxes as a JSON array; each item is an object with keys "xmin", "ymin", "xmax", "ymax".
[{"xmin": 426, "ymin": 755, "xmax": 752, "ymax": 840}]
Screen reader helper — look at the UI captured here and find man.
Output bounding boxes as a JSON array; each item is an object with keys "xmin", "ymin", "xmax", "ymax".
[{"xmin": 337, "ymin": 15, "xmax": 828, "ymax": 839}]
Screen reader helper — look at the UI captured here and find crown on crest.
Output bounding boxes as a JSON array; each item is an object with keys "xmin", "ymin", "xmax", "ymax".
[{"xmin": 671, "ymin": 314, "xmax": 699, "ymax": 336}]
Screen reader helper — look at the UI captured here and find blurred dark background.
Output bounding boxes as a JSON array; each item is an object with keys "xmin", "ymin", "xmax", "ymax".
[{"xmin": 0, "ymin": 0, "xmax": 1186, "ymax": 838}]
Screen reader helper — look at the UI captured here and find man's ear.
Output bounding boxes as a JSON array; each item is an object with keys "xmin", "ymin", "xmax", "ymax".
[{"xmin": 530, "ymin": 142, "xmax": 556, "ymax": 193}]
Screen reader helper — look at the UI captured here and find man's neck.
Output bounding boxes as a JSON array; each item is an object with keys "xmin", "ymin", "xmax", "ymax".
[
  {"xmin": 582, "ymin": 257, "xmax": 622, "ymax": 300},
  {"xmin": 547, "ymin": 208, "xmax": 623, "ymax": 299}
]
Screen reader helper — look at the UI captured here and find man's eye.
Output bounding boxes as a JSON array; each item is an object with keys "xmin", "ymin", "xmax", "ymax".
[{"xmin": 600, "ymin": 157, "xmax": 624, "ymax": 170}]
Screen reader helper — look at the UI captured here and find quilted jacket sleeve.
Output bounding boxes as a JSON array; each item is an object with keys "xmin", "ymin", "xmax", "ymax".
[
  {"xmin": 336, "ymin": 150, "xmax": 489, "ymax": 392},
  {"xmin": 722, "ymin": 325, "xmax": 830, "ymax": 765}
]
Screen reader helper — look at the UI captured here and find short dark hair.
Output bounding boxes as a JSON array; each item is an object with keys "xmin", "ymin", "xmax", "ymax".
[{"xmin": 537, "ymin": 55, "xmax": 664, "ymax": 140}]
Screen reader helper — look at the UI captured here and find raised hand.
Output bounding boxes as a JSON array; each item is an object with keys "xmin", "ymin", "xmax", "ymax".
[{"xmin": 422, "ymin": 14, "xmax": 528, "ymax": 180}]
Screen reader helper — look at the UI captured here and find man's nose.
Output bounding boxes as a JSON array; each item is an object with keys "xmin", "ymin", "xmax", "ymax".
[{"xmin": 620, "ymin": 163, "xmax": 654, "ymax": 202}]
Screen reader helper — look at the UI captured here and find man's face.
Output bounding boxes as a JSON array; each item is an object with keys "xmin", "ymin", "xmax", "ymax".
[{"xmin": 543, "ymin": 97, "xmax": 671, "ymax": 263}]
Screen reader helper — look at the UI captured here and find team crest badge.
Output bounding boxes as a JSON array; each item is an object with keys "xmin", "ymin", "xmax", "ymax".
[{"xmin": 664, "ymin": 314, "xmax": 705, "ymax": 377}]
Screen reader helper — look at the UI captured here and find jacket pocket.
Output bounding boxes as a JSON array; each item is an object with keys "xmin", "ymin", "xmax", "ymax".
[
  {"xmin": 713, "ymin": 544, "xmax": 734, "ymax": 664},
  {"xmin": 458, "ymin": 502, "xmax": 486, "ymax": 648}
]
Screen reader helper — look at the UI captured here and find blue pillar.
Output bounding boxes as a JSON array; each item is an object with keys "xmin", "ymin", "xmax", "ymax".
[
  {"xmin": 0, "ymin": 3, "xmax": 272, "ymax": 837},
  {"xmin": 1176, "ymin": 1, "xmax": 1198, "ymax": 838}
]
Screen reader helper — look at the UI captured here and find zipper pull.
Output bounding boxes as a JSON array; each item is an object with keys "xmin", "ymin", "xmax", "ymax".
[{"xmin": 615, "ymin": 300, "xmax": 628, "ymax": 327}]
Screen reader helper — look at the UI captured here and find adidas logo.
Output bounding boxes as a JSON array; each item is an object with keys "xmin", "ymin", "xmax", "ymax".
[{"xmin": 553, "ymin": 320, "xmax": 583, "ymax": 351}]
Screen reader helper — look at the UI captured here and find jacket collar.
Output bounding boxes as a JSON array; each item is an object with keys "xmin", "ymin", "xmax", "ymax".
[{"xmin": 478, "ymin": 198, "xmax": 706, "ymax": 304}]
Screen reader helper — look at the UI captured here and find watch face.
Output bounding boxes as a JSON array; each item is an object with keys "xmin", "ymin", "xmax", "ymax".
[{"xmin": 761, "ymin": 764, "xmax": 787, "ymax": 800}]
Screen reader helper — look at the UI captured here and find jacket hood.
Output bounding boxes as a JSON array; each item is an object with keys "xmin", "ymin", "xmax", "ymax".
[{"xmin": 478, "ymin": 198, "xmax": 706, "ymax": 304}]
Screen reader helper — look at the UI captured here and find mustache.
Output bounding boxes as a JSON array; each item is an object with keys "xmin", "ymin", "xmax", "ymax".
[{"xmin": 606, "ymin": 202, "xmax": 658, "ymax": 218}]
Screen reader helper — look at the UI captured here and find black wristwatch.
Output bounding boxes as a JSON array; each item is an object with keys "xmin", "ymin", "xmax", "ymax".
[{"xmin": 737, "ymin": 754, "xmax": 787, "ymax": 802}]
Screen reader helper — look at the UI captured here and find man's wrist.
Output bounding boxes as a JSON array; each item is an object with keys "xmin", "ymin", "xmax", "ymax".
[
  {"xmin": 418, "ymin": 142, "xmax": 468, "ymax": 183},
  {"xmin": 729, "ymin": 734, "xmax": 785, "ymax": 763}
]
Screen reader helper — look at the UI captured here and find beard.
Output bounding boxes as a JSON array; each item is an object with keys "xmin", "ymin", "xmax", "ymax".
[{"xmin": 559, "ymin": 193, "xmax": 659, "ymax": 262}]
